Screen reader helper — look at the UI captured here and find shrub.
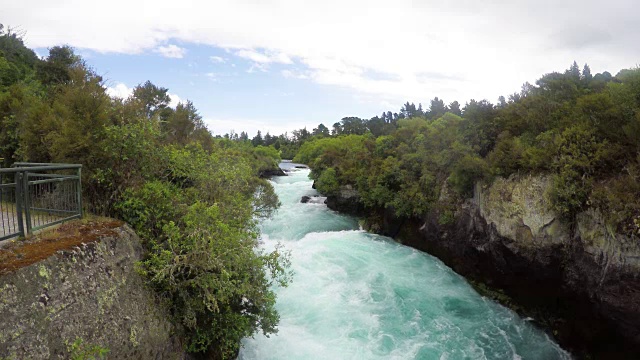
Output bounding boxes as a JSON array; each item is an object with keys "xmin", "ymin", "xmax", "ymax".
[
  {"xmin": 315, "ymin": 167, "xmax": 340, "ymax": 195},
  {"xmin": 449, "ymin": 155, "xmax": 489, "ymax": 198}
]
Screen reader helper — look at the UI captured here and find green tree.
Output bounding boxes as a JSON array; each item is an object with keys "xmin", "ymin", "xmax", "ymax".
[
  {"xmin": 427, "ymin": 97, "xmax": 447, "ymax": 119},
  {"xmin": 448, "ymin": 101, "xmax": 462, "ymax": 116},
  {"xmin": 36, "ymin": 45, "xmax": 80, "ymax": 86},
  {"xmin": 164, "ymin": 100, "xmax": 206, "ymax": 146},
  {"xmin": 582, "ymin": 63, "xmax": 592, "ymax": 81},
  {"xmin": 312, "ymin": 123, "xmax": 330, "ymax": 137},
  {"xmin": 251, "ymin": 130, "xmax": 264, "ymax": 146},
  {"xmin": 132, "ymin": 80, "xmax": 171, "ymax": 119}
]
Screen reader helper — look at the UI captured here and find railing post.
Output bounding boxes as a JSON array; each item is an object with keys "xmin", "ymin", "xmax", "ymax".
[
  {"xmin": 23, "ymin": 170, "xmax": 32, "ymax": 234},
  {"xmin": 15, "ymin": 172, "xmax": 25, "ymax": 238},
  {"xmin": 77, "ymin": 167, "xmax": 83, "ymax": 218}
]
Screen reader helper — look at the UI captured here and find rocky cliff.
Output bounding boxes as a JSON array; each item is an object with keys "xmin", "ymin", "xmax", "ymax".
[
  {"xmin": 0, "ymin": 222, "xmax": 187, "ymax": 359},
  {"xmin": 327, "ymin": 174, "xmax": 640, "ymax": 359}
]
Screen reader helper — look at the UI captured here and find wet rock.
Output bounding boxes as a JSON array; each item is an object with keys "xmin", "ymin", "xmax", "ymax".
[
  {"xmin": 325, "ymin": 185, "xmax": 365, "ymax": 216},
  {"xmin": 259, "ymin": 167, "xmax": 286, "ymax": 178}
]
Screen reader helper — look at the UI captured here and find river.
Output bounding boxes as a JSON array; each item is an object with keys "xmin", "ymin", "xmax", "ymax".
[{"xmin": 239, "ymin": 165, "xmax": 570, "ymax": 360}]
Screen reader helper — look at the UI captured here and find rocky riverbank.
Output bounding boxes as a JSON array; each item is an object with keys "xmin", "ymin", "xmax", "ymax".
[{"xmin": 323, "ymin": 174, "xmax": 640, "ymax": 359}]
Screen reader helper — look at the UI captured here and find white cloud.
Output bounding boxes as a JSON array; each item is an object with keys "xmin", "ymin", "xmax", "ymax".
[
  {"xmin": 210, "ymin": 55, "xmax": 225, "ymax": 63},
  {"xmin": 246, "ymin": 63, "xmax": 268, "ymax": 73},
  {"xmin": 154, "ymin": 44, "xmax": 186, "ymax": 58},
  {"xmin": 235, "ymin": 49, "xmax": 272, "ymax": 64},
  {"xmin": 281, "ymin": 69, "xmax": 309, "ymax": 80},
  {"xmin": 234, "ymin": 49, "xmax": 293, "ymax": 65},
  {"xmin": 8, "ymin": 0, "xmax": 640, "ymax": 105},
  {"xmin": 168, "ymin": 93, "xmax": 182, "ymax": 108},
  {"xmin": 234, "ymin": 48, "xmax": 293, "ymax": 72},
  {"xmin": 106, "ymin": 82, "xmax": 133, "ymax": 99}
]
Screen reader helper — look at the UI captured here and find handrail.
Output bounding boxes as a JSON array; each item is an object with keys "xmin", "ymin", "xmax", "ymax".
[
  {"xmin": 0, "ymin": 162, "xmax": 83, "ymax": 241},
  {"xmin": 12, "ymin": 162, "xmax": 80, "ymax": 167},
  {"xmin": 1, "ymin": 164, "xmax": 82, "ymax": 173}
]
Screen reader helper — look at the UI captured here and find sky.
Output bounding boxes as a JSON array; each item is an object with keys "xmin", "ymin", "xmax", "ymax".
[{"xmin": 4, "ymin": 0, "xmax": 639, "ymax": 136}]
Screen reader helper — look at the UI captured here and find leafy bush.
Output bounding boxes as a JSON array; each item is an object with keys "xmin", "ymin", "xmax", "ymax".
[
  {"xmin": 65, "ymin": 337, "xmax": 109, "ymax": 360},
  {"xmin": 315, "ymin": 167, "xmax": 340, "ymax": 195},
  {"xmin": 116, "ymin": 180, "xmax": 184, "ymax": 241},
  {"xmin": 549, "ymin": 125, "xmax": 610, "ymax": 218},
  {"xmin": 449, "ymin": 155, "xmax": 489, "ymax": 198},
  {"xmin": 140, "ymin": 202, "xmax": 290, "ymax": 357}
]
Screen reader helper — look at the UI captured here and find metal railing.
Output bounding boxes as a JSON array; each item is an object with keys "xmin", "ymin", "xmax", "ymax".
[{"xmin": 1, "ymin": 163, "xmax": 82, "ymax": 241}]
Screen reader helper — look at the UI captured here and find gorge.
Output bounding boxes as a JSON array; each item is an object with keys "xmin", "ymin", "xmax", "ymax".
[
  {"xmin": 239, "ymin": 166, "xmax": 570, "ymax": 359},
  {"xmin": 322, "ymin": 172, "xmax": 640, "ymax": 359}
]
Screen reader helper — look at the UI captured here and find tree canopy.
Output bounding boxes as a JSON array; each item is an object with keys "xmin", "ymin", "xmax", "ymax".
[{"xmin": 291, "ymin": 63, "xmax": 640, "ymax": 235}]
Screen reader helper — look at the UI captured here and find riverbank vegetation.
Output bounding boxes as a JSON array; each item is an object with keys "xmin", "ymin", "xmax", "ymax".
[
  {"xmin": 0, "ymin": 25, "xmax": 289, "ymax": 358},
  {"xmin": 293, "ymin": 63, "xmax": 640, "ymax": 234}
]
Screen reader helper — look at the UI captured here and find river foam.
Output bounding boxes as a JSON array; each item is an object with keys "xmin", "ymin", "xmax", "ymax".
[{"xmin": 239, "ymin": 168, "xmax": 570, "ymax": 360}]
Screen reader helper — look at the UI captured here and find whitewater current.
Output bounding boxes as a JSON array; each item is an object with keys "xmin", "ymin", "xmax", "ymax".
[{"xmin": 238, "ymin": 166, "xmax": 570, "ymax": 360}]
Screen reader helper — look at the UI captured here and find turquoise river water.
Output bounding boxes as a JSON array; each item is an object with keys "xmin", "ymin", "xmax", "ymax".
[{"xmin": 238, "ymin": 166, "xmax": 570, "ymax": 360}]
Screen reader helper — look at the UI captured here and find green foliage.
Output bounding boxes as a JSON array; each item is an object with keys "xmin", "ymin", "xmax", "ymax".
[
  {"xmin": 449, "ymin": 155, "xmax": 489, "ymax": 197},
  {"xmin": 438, "ymin": 209, "xmax": 455, "ymax": 225},
  {"xmin": 0, "ymin": 25, "xmax": 38, "ymax": 86},
  {"xmin": 140, "ymin": 202, "xmax": 290, "ymax": 356},
  {"xmin": 487, "ymin": 133, "xmax": 525, "ymax": 176},
  {"xmin": 252, "ymin": 145, "xmax": 282, "ymax": 175},
  {"xmin": 164, "ymin": 100, "xmax": 206, "ymax": 146},
  {"xmin": 88, "ymin": 120, "xmax": 161, "ymax": 213},
  {"xmin": 253, "ymin": 145, "xmax": 281, "ymax": 164},
  {"xmin": 131, "ymin": 80, "xmax": 171, "ymax": 119},
  {"xmin": 316, "ymin": 167, "xmax": 340, "ymax": 195},
  {"xmin": 591, "ymin": 158, "xmax": 640, "ymax": 235},
  {"xmin": 550, "ymin": 125, "xmax": 609, "ymax": 218},
  {"xmin": 115, "ymin": 144, "xmax": 287, "ymax": 357},
  {"xmin": 36, "ymin": 45, "xmax": 81, "ymax": 87},
  {"xmin": 294, "ymin": 134, "xmax": 369, "ymax": 181},
  {"xmin": 295, "ymin": 64, "xmax": 640, "ymax": 230},
  {"xmin": 117, "ymin": 180, "xmax": 184, "ymax": 240},
  {"xmin": 65, "ymin": 337, "xmax": 109, "ymax": 360},
  {"xmin": 0, "ymin": 28, "xmax": 291, "ymax": 358}
]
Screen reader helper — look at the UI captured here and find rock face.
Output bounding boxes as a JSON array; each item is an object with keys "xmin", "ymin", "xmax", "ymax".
[
  {"xmin": 363, "ymin": 174, "xmax": 640, "ymax": 359},
  {"xmin": 301, "ymin": 196, "xmax": 328, "ymax": 204},
  {"xmin": 476, "ymin": 175, "xmax": 571, "ymax": 248},
  {"xmin": 325, "ymin": 185, "xmax": 365, "ymax": 216},
  {"xmin": 0, "ymin": 225, "xmax": 186, "ymax": 359},
  {"xmin": 259, "ymin": 167, "xmax": 286, "ymax": 177}
]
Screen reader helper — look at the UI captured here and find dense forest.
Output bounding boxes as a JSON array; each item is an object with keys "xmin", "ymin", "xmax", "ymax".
[
  {"xmin": 291, "ymin": 63, "xmax": 640, "ymax": 235},
  {"xmin": 0, "ymin": 25, "xmax": 290, "ymax": 358}
]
